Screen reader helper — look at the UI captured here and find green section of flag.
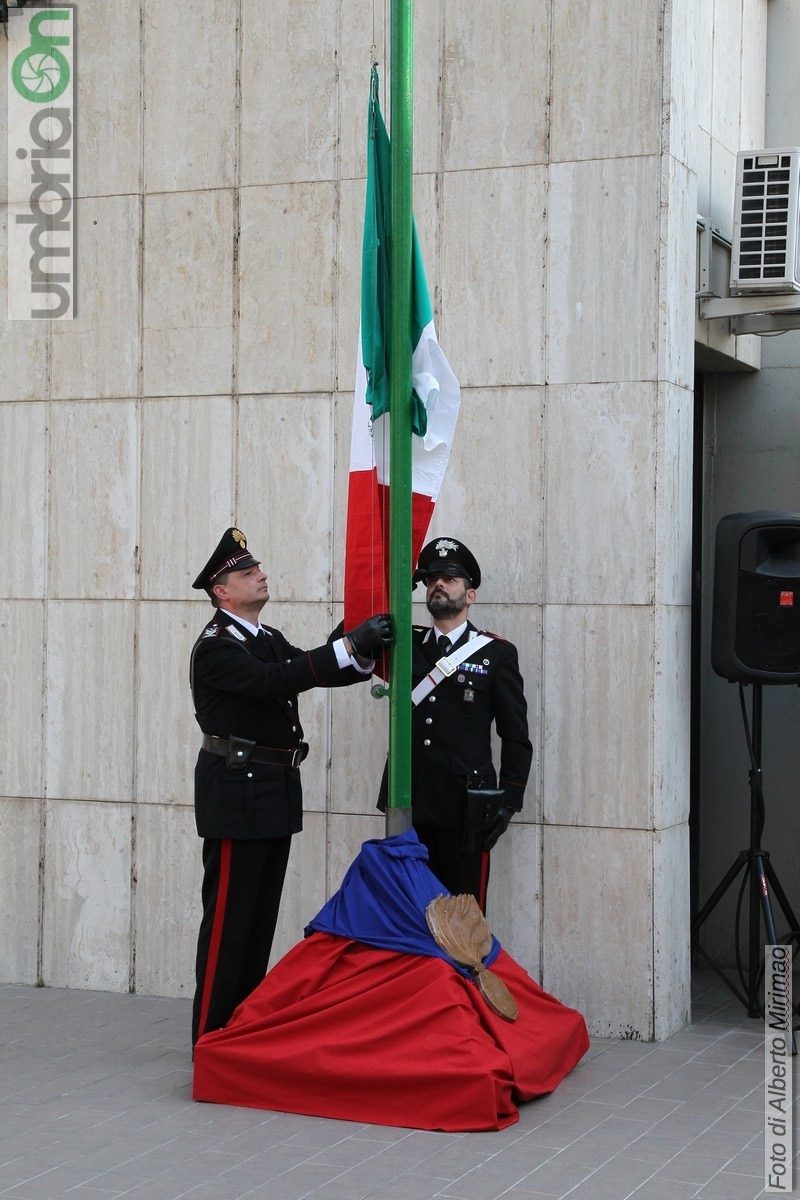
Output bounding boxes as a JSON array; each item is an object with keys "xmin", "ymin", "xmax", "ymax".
[{"xmin": 361, "ymin": 66, "xmax": 431, "ymax": 437}]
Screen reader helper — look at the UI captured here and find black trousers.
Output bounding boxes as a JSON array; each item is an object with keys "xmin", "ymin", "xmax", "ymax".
[
  {"xmin": 192, "ymin": 834, "xmax": 292, "ymax": 1045},
  {"xmin": 413, "ymin": 823, "xmax": 491, "ymax": 912}
]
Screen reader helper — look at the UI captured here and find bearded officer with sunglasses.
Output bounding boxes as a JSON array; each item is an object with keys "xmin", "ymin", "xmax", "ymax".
[{"xmin": 379, "ymin": 537, "xmax": 532, "ymax": 912}]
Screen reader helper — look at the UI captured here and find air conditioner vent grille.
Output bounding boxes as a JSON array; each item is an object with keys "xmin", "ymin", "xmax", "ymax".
[{"xmin": 731, "ymin": 149, "xmax": 800, "ymax": 295}]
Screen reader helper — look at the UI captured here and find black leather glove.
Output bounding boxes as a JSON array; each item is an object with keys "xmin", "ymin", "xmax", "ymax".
[
  {"xmin": 483, "ymin": 805, "xmax": 514, "ymax": 851},
  {"xmin": 346, "ymin": 613, "xmax": 394, "ymax": 658}
]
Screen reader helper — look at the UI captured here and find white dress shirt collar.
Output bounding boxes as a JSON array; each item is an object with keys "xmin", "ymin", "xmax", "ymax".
[
  {"xmin": 431, "ymin": 619, "xmax": 468, "ymax": 646},
  {"xmin": 219, "ymin": 609, "xmax": 263, "ymax": 638}
]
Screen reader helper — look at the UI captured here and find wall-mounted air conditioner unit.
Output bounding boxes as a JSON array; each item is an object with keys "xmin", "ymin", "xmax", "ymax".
[{"xmin": 730, "ymin": 148, "xmax": 800, "ymax": 295}]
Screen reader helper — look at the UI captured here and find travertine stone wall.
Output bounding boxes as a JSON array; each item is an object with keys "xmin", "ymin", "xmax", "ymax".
[
  {"xmin": 697, "ymin": 0, "xmax": 799, "ymax": 964},
  {"xmin": 694, "ymin": 0, "xmax": 767, "ymax": 369},
  {"xmin": 0, "ymin": 0, "xmax": 709, "ymax": 1038}
]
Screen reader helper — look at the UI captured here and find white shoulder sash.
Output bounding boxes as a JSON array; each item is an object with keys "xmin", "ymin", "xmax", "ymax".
[{"xmin": 411, "ymin": 633, "xmax": 493, "ymax": 706}]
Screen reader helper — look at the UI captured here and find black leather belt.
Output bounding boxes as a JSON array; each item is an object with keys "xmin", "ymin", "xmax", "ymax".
[{"xmin": 201, "ymin": 734, "xmax": 308, "ymax": 769}]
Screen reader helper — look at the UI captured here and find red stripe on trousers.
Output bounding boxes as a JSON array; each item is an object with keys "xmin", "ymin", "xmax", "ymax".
[
  {"xmin": 197, "ymin": 838, "xmax": 233, "ymax": 1039},
  {"xmin": 477, "ymin": 851, "xmax": 490, "ymax": 914}
]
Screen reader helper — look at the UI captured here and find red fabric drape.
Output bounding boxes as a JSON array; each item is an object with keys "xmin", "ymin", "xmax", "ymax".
[{"xmin": 193, "ymin": 933, "xmax": 589, "ymax": 1132}]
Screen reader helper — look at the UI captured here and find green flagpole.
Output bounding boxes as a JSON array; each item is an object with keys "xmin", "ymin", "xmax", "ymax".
[{"xmin": 386, "ymin": 0, "xmax": 414, "ymax": 834}]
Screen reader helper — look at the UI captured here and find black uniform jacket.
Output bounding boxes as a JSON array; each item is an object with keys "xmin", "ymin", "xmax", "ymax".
[
  {"xmin": 379, "ymin": 621, "xmax": 533, "ymax": 829},
  {"xmin": 191, "ymin": 611, "xmax": 367, "ymax": 840}
]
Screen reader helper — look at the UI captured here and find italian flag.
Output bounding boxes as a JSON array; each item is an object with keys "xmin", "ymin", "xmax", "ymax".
[{"xmin": 344, "ymin": 68, "xmax": 460, "ymax": 630}]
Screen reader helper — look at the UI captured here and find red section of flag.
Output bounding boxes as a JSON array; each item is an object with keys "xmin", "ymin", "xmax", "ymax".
[
  {"xmin": 343, "ymin": 468, "xmax": 388, "ymax": 628},
  {"xmin": 343, "ymin": 470, "xmax": 434, "ymax": 630}
]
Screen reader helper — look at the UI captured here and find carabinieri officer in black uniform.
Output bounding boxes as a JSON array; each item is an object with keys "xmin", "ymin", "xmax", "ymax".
[
  {"xmin": 379, "ymin": 537, "xmax": 532, "ymax": 912},
  {"xmin": 190, "ymin": 528, "xmax": 393, "ymax": 1046}
]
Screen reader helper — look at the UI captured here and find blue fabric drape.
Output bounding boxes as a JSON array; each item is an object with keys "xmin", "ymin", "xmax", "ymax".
[{"xmin": 305, "ymin": 828, "xmax": 500, "ymax": 979}]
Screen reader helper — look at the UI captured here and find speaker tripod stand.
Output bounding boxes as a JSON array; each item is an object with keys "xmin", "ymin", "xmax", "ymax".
[{"xmin": 692, "ymin": 682, "xmax": 800, "ymax": 1022}]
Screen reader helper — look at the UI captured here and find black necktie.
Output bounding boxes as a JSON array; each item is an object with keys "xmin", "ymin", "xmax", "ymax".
[
  {"xmin": 256, "ymin": 628, "xmax": 266, "ymax": 640},
  {"xmin": 437, "ymin": 634, "xmax": 451, "ymax": 657}
]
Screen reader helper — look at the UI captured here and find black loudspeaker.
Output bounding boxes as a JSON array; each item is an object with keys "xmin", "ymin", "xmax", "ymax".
[{"xmin": 712, "ymin": 510, "xmax": 800, "ymax": 683}]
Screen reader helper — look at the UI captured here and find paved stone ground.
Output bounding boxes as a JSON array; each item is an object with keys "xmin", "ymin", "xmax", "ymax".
[{"xmin": 0, "ymin": 972, "xmax": 795, "ymax": 1200}]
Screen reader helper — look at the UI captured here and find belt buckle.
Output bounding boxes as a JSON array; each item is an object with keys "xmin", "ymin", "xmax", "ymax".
[{"xmin": 436, "ymin": 655, "xmax": 456, "ymax": 677}]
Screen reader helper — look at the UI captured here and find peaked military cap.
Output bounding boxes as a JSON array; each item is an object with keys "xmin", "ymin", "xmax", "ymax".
[
  {"xmin": 192, "ymin": 528, "xmax": 260, "ymax": 591},
  {"xmin": 413, "ymin": 537, "xmax": 481, "ymax": 589}
]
